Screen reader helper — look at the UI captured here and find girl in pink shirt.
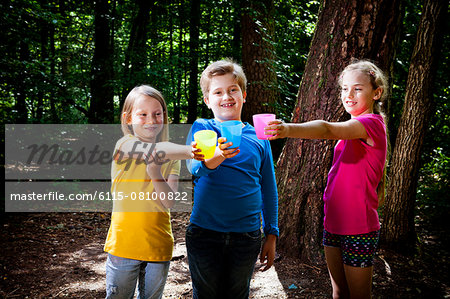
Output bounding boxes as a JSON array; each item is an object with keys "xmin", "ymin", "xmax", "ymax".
[{"xmin": 265, "ymin": 60, "xmax": 388, "ymax": 299}]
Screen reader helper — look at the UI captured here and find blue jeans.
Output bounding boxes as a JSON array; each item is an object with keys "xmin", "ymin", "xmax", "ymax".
[
  {"xmin": 186, "ymin": 223, "xmax": 261, "ymax": 299},
  {"xmin": 105, "ymin": 253, "xmax": 170, "ymax": 299}
]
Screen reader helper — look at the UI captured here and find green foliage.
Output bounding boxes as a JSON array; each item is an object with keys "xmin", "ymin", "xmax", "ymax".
[
  {"xmin": 417, "ymin": 147, "xmax": 450, "ymax": 216},
  {"xmin": 1, "ymin": 0, "xmax": 448, "ymax": 230},
  {"xmin": 272, "ymin": 0, "xmax": 320, "ymax": 121},
  {"xmin": 1, "ymin": 0, "xmax": 319, "ymax": 124},
  {"xmin": 390, "ymin": 0, "xmax": 450, "ymax": 225}
]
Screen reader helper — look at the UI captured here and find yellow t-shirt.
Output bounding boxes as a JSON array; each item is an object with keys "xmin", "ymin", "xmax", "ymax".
[{"xmin": 104, "ymin": 135, "xmax": 181, "ymax": 261}]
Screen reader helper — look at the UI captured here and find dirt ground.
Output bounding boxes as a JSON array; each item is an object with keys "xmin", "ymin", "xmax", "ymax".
[{"xmin": 1, "ymin": 212, "xmax": 449, "ymax": 298}]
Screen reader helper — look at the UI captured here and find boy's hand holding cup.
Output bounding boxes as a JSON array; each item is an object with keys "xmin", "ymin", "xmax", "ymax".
[{"xmin": 217, "ymin": 136, "xmax": 240, "ymax": 159}]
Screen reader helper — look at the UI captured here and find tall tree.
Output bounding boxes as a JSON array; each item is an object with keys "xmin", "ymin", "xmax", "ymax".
[
  {"xmin": 175, "ymin": 0, "xmax": 185, "ymax": 122},
  {"xmin": 121, "ymin": 0, "xmax": 153, "ymax": 105},
  {"xmin": 276, "ymin": 0, "xmax": 402, "ymax": 263},
  {"xmin": 241, "ymin": 0, "xmax": 278, "ymax": 123},
  {"xmin": 89, "ymin": 0, "xmax": 114, "ymax": 123},
  {"xmin": 15, "ymin": 40, "xmax": 30, "ymax": 123},
  {"xmin": 187, "ymin": 0, "xmax": 201, "ymax": 123},
  {"xmin": 381, "ymin": 0, "xmax": 447, "ymax": 253},
  {"xmin": 231, "ymin": 0, "xmax": 242, "ymax": 63}
]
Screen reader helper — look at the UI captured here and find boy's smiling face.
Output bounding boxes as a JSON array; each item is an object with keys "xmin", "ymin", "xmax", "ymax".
[{"xmin": 204, "ymin": 73, "xmax": 246, "ymax": 122}]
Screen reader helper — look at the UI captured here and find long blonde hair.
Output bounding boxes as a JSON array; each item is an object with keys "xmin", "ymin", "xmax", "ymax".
[
  {"xmin": 340, "ymin": 59, "xmax": 390, "ymax": 204},
  {"xmin": 120, "ymin": 85, "xmax": 169, "ymax": 142}
]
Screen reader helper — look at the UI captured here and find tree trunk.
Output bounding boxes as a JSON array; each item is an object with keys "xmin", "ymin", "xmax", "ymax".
[
  {"xmin": 15, "ymin": 40, "xmax": 29, "ymax": 123},
  {"xmin": 276, "ymin": 0, "xmax": 402, "ymax": 263},
  {"xmin": 241, "ymin": 0, "xmax": 277, "ymax": 123},
  {"xmin": 36, "ymin": 14, "xmax": 49, "ymax": 122},
  {"xmin": 89, "ymin": 0, "xmax": 114, "ymax": 123},
  {"xmin": 175, "ymin": 0, "xmax": 185, "ymax": 122},
  {"xmin": 187, "ymin": 0, "xmax": 201, "ymax": 123},
  {"xmin": 168, "ymin": 5, "xmax": 180, "ymax": 124},
  {"xmin": 231, "ymin": 0, "xmax": 242, "ymax": 63},
  {"xmin": 381, "ymin": 0, "xmax": 447, "ymax": 254},
  {"xmin": 200, "ymin": 1, "xmax": 212, "ymax": 119},
  {"xmin": 121, "ymin": 0, "xmax": 153, "ymax": 105}
]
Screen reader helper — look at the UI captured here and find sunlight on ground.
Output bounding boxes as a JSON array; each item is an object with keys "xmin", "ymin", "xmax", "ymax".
[
  {"xmin": 57, "ymin": 240, "xmax": 287, "ymax": 298},
  {"xmin": 61, "ymin": 241, "xmax": 107, "ymax": 292},
  {"xmin": 250, "ymin": 263, "xmax": 288, "ymax": 298}
]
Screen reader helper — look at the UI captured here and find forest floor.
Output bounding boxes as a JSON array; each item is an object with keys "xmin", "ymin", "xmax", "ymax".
[{"xmin": 0, "ymin": 211, "xmax": 449, "ymax": 299}]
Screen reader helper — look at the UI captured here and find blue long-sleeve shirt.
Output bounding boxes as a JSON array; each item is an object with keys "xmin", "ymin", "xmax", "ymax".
[{"xmin": 187, "ymin": 118, "xmax": 279, "ymax": 236}]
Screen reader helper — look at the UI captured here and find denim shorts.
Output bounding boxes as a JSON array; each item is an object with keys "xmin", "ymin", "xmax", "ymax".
[{"xmin": 323, "ymin": 229, "xmax": 380, "ymax": 268}]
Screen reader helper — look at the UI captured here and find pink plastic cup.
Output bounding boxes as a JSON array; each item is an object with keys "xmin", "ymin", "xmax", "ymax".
[{"xmin": 252, "ymin": 113, "xmax": 276, "ymax": 139}]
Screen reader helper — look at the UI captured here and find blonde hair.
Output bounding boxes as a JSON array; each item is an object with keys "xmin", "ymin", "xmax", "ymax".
[
  {"xmin": 200, "ymin": 59, "xmax": 247, "ymax": 98},
  {"xmin": 120, "ymin": 85, "xmax": 169, "ymax": 142},
  {"xmin": 339, "ymin": 59, "xmax": 388, "ymax": 115},
  {"xmin": 340, "ymin": 59, "xmax": 389, "ymax": 204}
]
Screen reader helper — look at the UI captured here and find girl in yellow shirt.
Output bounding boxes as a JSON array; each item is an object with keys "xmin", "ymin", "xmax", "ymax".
[{"xmin": 104, "ymin": 85, "xmax": 201, "ymax": 299}]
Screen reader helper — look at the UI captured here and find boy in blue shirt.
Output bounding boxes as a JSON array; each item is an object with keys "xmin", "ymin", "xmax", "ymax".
[{"xmin": 186, "ymin": 59, "xmax": 279, "ymax": 299}]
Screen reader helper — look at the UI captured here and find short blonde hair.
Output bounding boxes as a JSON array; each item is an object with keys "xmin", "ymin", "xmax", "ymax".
[
  {"xmin": 339, "ymin": 59, "xmax": 388, "ymax": 114},
  {"xmin": 120, "ymin": 85, "xmax": 169, "ymax": 142},
  {"xmin": 200, "ymin": 59, "xmax": 247, "ymax": 98}
]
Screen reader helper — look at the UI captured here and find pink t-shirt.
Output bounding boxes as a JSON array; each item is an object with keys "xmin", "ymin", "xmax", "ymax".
[{"xmin": 323, "ymin": 114, "xmax": 387, "ymax": 235}]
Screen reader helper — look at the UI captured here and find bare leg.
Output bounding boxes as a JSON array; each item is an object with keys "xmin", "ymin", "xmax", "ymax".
[
  {"xmin": 324, "ymin": 246, "xmax": 350, "ymax": 299},
  {"xmin": 343, "ymin": 265, "xmax": 373, "ymax": 299}
]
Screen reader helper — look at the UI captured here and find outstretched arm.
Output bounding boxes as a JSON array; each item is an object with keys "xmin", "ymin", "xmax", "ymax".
[
  {"xmin": 116, "ymin": 137, "xmax": 200, "ymax": 161},
  {"xmin": 265, "ymin": 119, "xmax": 369, "ymax": 141}
]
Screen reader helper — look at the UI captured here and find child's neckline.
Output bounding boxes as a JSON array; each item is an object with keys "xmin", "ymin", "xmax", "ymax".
[{"xmin": 213, "ymin": 118, "xmax": 247, "ymax": 127}]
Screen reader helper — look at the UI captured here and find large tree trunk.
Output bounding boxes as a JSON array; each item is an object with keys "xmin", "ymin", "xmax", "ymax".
[
  {"xmin": 89, "ymin": 0, "xmax": 114, "ymax": 123},
  {"xmin": 381, "ymin": 0, "xmax": 447, "ymax": 254},
  {"xmin": 187, "ymin": 0, "xmax": 201, "ymax": 124},
  {"xmin": 276, "ymin": 0, "xmax": 402, "ymax": 263},
  {"xmin": 241, "ymin": 0, "xmax": 277, "ymax": 123}
]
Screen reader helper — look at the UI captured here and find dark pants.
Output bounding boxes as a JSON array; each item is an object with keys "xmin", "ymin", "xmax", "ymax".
[{"xmin": 185, "ymin": 223, "xmax": 261, "ymax": 299}]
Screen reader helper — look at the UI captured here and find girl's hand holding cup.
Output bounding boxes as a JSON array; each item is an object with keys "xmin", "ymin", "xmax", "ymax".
[
  {"xmin": 191, "ymin": 141, "xmax": 205, "ymax": 161},
  {"xmin": 264, "ymin": 120, "xmax": 287, "ymax": 140}
]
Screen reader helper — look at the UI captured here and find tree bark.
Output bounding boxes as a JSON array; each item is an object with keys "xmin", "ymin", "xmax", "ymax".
[
  {"xmin": 35, "ymin": 14, "xmax": 49, "ymax": 122},
  {"xmin": 121, "ymin": 0, "xmax": 153, "ymax": 106},
  {"xmin": 15, "ymin": 40, "xmax": 29, "ymax": 123},
  {"xmin": 231, "ymin": 0, "xmax": 242, "ymax": 63},
  {"xmin": 175, "ymin": 0, "xmax": 185, "ymax": 122},
  {"xmin": 187, "ymin": 0, "xmax": 201, "ymax": 124},
  {"xmin": 89, "ymin": 0, "xmax": 114, "ymax": 123},
  {"xmin": 241, "ymin": 0, "xmax": 277, "ymax": 123},
  {"xmin": 276, "ymin": 0, "xmax": 402, "ymax": 263},
  {"xmin": 381, "ymin": 0, "xmax": 447, "ymax": 254}
]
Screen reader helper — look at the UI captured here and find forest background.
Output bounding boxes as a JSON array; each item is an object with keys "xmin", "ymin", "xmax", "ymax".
[{"xmin": 1, "ymin": 0, "xmax": 449, "ymax": 298}]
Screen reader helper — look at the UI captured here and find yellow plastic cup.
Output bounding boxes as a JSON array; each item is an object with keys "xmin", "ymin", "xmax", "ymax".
[{"xmin": 194, "ymin": 130, "xmax": 217, "ymax": 159}]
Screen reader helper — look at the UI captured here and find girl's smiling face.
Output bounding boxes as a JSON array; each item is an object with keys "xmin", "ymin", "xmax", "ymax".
[
  {"xmin": 341, "ymin": 70, "xmax": 382, "ymax": 118},
  {"xmin": 127, "ymin": 95, "xmax": 164, "ymax": 142},
  {"xmin": 204, "ymin": 73, "xmax": 246, "ymax": 122}
]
